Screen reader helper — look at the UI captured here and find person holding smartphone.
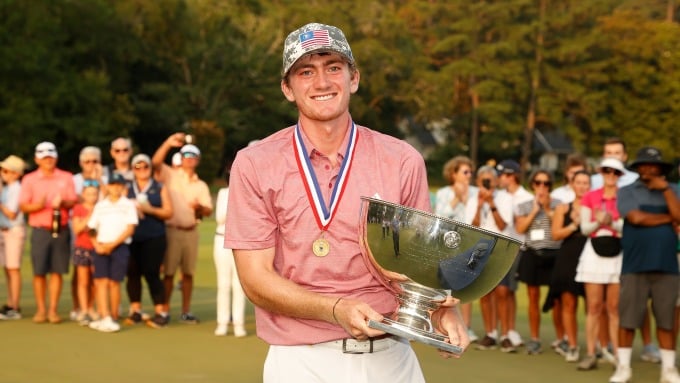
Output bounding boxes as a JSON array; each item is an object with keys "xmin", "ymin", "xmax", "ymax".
[{"xmin": 466, "ymin": 165, "xmax": 513, "ymax": 350}]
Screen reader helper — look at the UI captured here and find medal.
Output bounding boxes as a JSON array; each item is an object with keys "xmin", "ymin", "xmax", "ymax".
[
  {"xmin": 312, "ymin": 237, "xmax": 330, "ymax": 257},
  {"xmin": 293, "ymin": 121, "xmax": 358, "ymax": 257}
]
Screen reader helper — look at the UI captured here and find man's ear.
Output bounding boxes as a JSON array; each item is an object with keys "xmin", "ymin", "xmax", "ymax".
[
  {"xmin": 349, "ymin": 69, "xmax": 360, "ymax": 94},
  {"xmin": 281, "ymin": 80, "xmax": 296, "ymax": 102}
]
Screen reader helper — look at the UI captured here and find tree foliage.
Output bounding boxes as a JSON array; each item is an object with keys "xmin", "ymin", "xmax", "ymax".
[{"xmin": 0, "ymin": 0, "xmax": 677, "ymax": 183}]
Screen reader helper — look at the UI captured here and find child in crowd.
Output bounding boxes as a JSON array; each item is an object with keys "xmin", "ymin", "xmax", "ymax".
[
  {"xmin": 87, "ymin": 174, "xmax": 138, "ymax": 333},
  {"xmin": 0, "ymin": 155, "xmax": 26, "ymax": 320},
  {"xmin": 71, "ymin": 179, "xmax": 100, "ymax": 325}
]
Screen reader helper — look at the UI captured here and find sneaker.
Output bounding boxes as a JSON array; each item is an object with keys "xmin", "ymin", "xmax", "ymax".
[
  {"xmin": 0, "ymin": 308, "xmax": 21, "ymax": 320},
  {"xmin": 577, "ymin": 355, "xmax": 598, "ymax": 371},
  {"xmin": 508, "ymin": 329, "xmax": 524, "ymax": 347},
  {"xmin": 661, "ymin": 366, "xmax": 680, "ymax": 383},
  {"xmin": 179, "ymin": 312, "xmax": 199, "ymax": 324},
  {"xmin": 467, "ymin": 328, "xmax": 479, "ymax": 343},
  {"xmin": 124, "ymin": 311, "xmax": 143, "ymax": 325},
  {"xmin": 599, "ymin": 346, "xmax": 618, "ymax": 366},
  {"xmin": 234, "ymin": 324, "xmax": 247, "ymax": 338},
  {"xmin": 475, "ymin": 335, "xmax": 498, "ymax": 350},
  {"xmin": 641, "ymin": 343, "xmax": 661, "ymax": 363},
  {"xmin": 89, "ymin": 316, "xmax": 121, "ymax": 333},
  {"xmin": 565, "ymin": 347, "xmax": 580, "ymax": 362},
  {"xmin": 69, "ymin": 310, "xmax": 79, "ymax": 321},
  {"xmin": 609, "ymin": 364, "xmax": 632, "ymax": 383},
  {"xmin": 552, "ymin": 339, "xmax": 569, "ymax": 356},
  {"xmin": 500, "ymin": 337, "xmax": 517, "ymax": 353},
  {"xmin": 526, "ymin": 339, "xmax": 543, "ymax": 355},
  {"xmin": 0, "ymin": 304, "xmax": 11, "ymax": 315},
  {"xmin": 214, "ymin": 323, "xmax": 228, "ymax": 336},
  {"xmin": 146, "ymin": 313, "xmax": 169, "ymax": 329},
  {"xmin": 76, "ymin": 312, "xmax": 91, "ymax": 326}
]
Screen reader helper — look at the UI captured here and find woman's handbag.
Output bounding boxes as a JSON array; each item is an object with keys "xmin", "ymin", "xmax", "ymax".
[{"xmin": 591, "ymin": 236, "xmax": 621, "ymax": 257}]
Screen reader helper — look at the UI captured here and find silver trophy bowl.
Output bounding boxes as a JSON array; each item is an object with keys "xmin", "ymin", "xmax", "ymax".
[{"xmin": 359, "ymin": 197, "xmax": 522, "ymax": 354}]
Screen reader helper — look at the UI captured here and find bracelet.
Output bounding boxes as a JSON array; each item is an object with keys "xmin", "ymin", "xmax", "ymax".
[{"xmin": 332, "ymin": 297, "xmax": 343, "ymax": 324}]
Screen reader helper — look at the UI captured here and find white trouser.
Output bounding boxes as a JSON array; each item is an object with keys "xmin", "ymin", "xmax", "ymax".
[
  {"xmin": 213, "ymin": 234, "xmax": 246, "ymax": 326},
  {"xmin": 263, "ymin": 337, "xmax": 425, "ymax": 383}
]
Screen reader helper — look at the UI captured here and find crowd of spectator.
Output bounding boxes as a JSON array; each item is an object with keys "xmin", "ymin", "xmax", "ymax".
[
  {"xmin": 435, "ymin": 138, "xmax": 680, "ymax": 383},
  {"xmin": 0, "ymin": 134, "xmax": 247, "ymax": 338}
]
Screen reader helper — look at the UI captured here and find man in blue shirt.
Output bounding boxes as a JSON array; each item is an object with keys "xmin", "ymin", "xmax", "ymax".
[{"xmin": 613, "ymin": 147, "xmax": 680, "ymax": 383}]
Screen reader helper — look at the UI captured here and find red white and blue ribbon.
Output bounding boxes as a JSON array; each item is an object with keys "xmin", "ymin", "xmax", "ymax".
[{"xmin": 293, "ymin": 121, "xmax": 358, "ymax": 230}]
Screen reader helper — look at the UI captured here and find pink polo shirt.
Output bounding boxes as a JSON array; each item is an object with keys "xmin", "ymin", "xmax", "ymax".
[
  {"xmin": 19, "ymin": 168, "xmax": 77, "ymax": 228},
  {"xmin": 224, "ymin": 123, "xmax": 431, "ymax": 345}
]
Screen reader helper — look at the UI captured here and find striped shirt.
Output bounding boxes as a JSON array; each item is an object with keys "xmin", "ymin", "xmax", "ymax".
[{"xmin": 516, "ymin": 198, "xmax": 562, "ymax": 250}]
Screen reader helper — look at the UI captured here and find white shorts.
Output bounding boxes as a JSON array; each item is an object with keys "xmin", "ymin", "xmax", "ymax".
[
  {"xmin": 263, "ymin": 337, "xmax": 425, "ymax": 383},
  {"xmin": 575, "ymin": 238, "xmax": 622, "ymax": 284}
]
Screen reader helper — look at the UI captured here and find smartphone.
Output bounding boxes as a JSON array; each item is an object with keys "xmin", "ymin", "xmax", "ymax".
[{"xmin": 482, "ymin": 179, "xmax": 491, "ymax": 189}]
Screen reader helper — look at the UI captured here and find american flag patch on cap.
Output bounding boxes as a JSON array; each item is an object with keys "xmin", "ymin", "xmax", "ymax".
[{"xmin": 300, "ymin": 29, "xmax": 330, "ymax": 49}]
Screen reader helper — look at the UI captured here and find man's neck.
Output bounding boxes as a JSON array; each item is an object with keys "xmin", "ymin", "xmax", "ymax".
[
  {"xmin": 39, "ymin": 167, "xmax": 55, "ymax": 176},
  {"xmin": 298, "ymin": 115, "xmax": 351, "ymax": 167},
  {"xmin": 115, "ymin": 162, "xmax": 129, "ymax": 171}
]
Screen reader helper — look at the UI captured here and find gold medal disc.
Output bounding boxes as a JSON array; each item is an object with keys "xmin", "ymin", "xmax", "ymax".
[{"xmin": 312, "ymin": 238, "xmax": 330, "ymax": 257}]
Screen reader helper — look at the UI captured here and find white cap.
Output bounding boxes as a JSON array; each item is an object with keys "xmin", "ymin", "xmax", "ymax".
[
  {"xmin": 131, "ymin": 154, "xmax": 151, "ymax": 166},
  {"xmin": 598, "ymin": 157, "xmax": 625, "ymax": 173},
  {"xmin": 180, "ymin": 144, "xmax": 201, "ymax": 157},
  {"xmin": 35, "ymin": 142, "xmax": 58, "ymax": 159}
]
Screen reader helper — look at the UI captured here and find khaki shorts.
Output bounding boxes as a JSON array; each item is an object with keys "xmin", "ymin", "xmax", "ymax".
[
  {"xmin": 164, "ymin": 227, "xmax": 199, "ymax": 276},
  {"xmin": 619, "ymin": 272, "xmax": 679, "ymax": 331},
  {"xmin": 0, "ymin": 226, "xmax": 26, "ymax": 269}
]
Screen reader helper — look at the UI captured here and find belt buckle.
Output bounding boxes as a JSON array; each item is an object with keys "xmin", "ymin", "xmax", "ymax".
[{"xmin": 342, "ymin": 338, "xmax": 374, "ymax": 354}]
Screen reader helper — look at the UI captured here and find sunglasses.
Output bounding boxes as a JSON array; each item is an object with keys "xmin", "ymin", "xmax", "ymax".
[
  {"xmin": 134, "ymin": 163, "xmax": 150, "ymax": 170},
  {"xmin": 113, "ymin": 148, "xmax": 130, "ymax": 153},
  {"xmin": 182, "ymin": 152, "xmax": 199, "ymax": 159},
  {"xmin": 532, "ymin": 180, "xmax": 552, "ymax": 187},
  {"xmin": 601, "ymin": 167, "xmax": 623, "ymax": 176},
  {"xmin": 83, "ymin": 179, "xmax": 100, "ymax": 188},
  {"xmin": 83, "ymin": 159, "xmax": 100, "ymax": 164}
]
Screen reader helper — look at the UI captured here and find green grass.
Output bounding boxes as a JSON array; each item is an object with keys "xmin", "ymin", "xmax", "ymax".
[{"xmin": 0, "ymin": 219, "xmax": 667, "ymax": 382}]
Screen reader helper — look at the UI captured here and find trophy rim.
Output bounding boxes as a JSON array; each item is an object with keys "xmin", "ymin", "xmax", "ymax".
[{"xmin": 360, "ymin": 196, "xmax": 523, "ymax": 247}]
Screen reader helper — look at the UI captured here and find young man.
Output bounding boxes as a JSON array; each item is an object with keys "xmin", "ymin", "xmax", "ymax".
[
  {"xmin": 19, "ymin": 142, "xmax": 78, "ymax": 324},
  {"xmin": 550, "ymin": 153, "xmax": 587, "ymax": 204},
  {"xmin": 612, "ymin": 146, "xmax": 680, "ymax": 383},
  {"xmin": 152, "ymin": 138, "xmax": 212, "ymax": 324},
  {"xmin": 224, "ymin": 23, "xmax": 469, "ymax": 383},
  {"xmin": 495, "ymin": 159, "xmax": 534, "ymax": 352}
]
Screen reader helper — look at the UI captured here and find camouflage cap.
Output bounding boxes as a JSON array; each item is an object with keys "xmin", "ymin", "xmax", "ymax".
[{"xmin": 282, "ymin": 23, "xmax": 354, "ymax": 77}]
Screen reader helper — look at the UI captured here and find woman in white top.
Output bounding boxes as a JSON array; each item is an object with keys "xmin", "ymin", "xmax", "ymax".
[
  {"xmin": 435, "ymin": 155, "xmax": 478, "ymax": 341},
  {"xmin": 214, "ymin": 174, "xmax": 247, "ymax": 337}
]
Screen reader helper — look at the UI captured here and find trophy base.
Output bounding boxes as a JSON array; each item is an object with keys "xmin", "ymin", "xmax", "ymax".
[{"xmin": 367, "ymin": 318, "xmax": 464, "ymax": 355}]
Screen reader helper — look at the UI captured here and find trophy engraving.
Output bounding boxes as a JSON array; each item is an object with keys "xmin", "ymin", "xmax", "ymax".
[{"xmin": 359, "ymin": 197, "xmax": 521, "ymax": 354}]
